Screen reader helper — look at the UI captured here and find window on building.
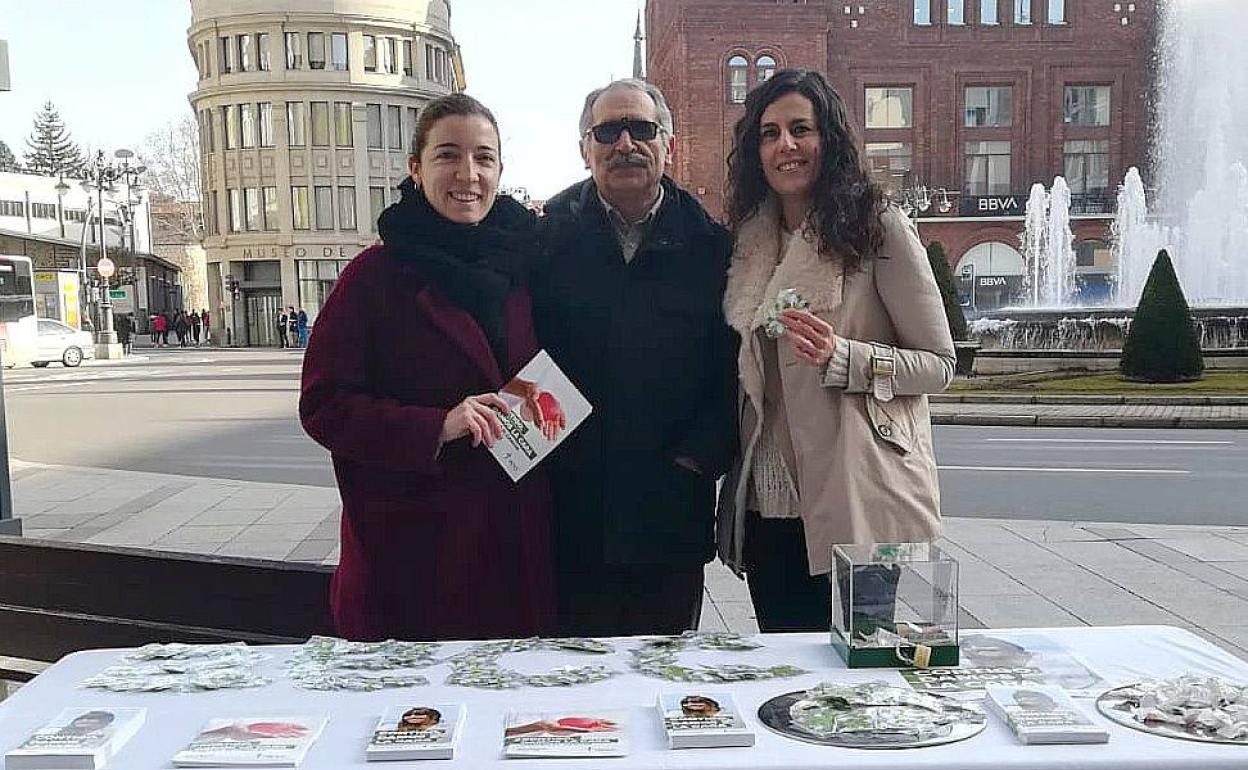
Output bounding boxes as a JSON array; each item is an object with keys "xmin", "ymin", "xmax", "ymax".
[
  {"xmin": 219, "ymin": 36, "xmax": 233, "ymax": 73},
  {"xmin": 864, "ymin": 142, "xmax": 913, "ymax": 195},
  {"xmin": 258, "ymin": 103, "xmax": 273, "ymax": 147},
  {"xmin": 334, "ymin": 102, "xmax": 353, "ymax": 146},
  {"xmin": 223, "ymin": 105, "xmax": 239, "ymax": 149},
  {"xmin": 287, "ymin": 102, "xmax": 307, "ymax": 146},
  {"xmin": 366, "ymin": 104, "xmax": 383, "ymax": 148},
  {"xmin": 369, "ymin": 186, "xmax": 385, "ymax": 231},
  {"xmin": 1065, "ymin": 139, "xmax": 1110, "ymax": 197},
  {"xmin": 1014, "ymin": 0, "xmax": 1031, "ymax": 24},
  {"xmin": 387, "ymin": 105, "xmax": 402, "ymax": 150},
  {"xmin": 330, "ymin": 33, "xmax": 348, "ymax": 71},
  {"xmin": 965, "ymin": 86, "xmax": 1013, "ymax": 127},
  {"xmin": 865, "ymin": 87, "xmax": 914, "ymax": 129},
  {"xmin": 29, "ymin": 203, "xmax": 55, "ymax": 219},
  {"xmin": 1048, "ymin": 0, "xmax": 1065, "ymax": 24},
  {"xmin": 310, "ymin": 101, "xmax": 330, "ymax": 146},
  {"xmin": 1076, "ymin": 239, "xmax": 1111, "ymax": 268},
  {"xmin": 1064, "ymin": 85, "xmax": 1110, "ymax": 126},
  {"xmin": 262, "ymin": 186, "xmax": 278, "ymax": 231},
  {"xmin": 965, "ymin": 140, "xmax": 1012, "ymax": 196},
  {"xmin": 244, "ymin": 188, "xmax": 262, "ymax": 231},
  {"xmin": 338, "ymin": 187, "xmax": 356, "ymax": 230},
  {"xmin": 314, "ymin": 186, "xmax": 334, "ymax": 230},
  {"xmin": 205, "ymin": 191, "xmax": 218, "ymax": 235},
  {"xmin": 406, "ymin": 107, "xmax": 419, "ymax": 152},
  {"xmin": 201, "ymin": 110, "xmax": 214, "ymax": 152},
  {"xmin": 981, "ymin": 0, "xmax": 999, "ymax": 24},
  {"xmin": 228, "ymin": 188, "xmax": 242, "ymax": 232},
  {"xmin": 436, "ymin": 49, "xmax": 447, "ymax": 83},
  {"xmin": 291, "ymin": 187, "xmax": 311, "ymax": 230},
  {"xmin": 756, "ymin": 55, "xmax": 776, "ymax": 84},
  {"xmin": 0, "ymin": 200, "xmax": 24, "ymax": 217},
  {"xmin": 257, "ymin": 33, "xmax": 271, "ymax": 70},
  {"xmin": 727, "ymin": 55, "xmax": 748, "ymax": 103},
  {"xmin": 285, "ymin": 32, "xmax": 303, "ymax": 69},
  {"xmin": 914, "ymin": 0, "xmax": 932, "ymax": 25},
  {"xmin": 402, "ymin": 40, "xmax": 414, "ymax": 76},
  {"xmin": 240, "ymin": 104, "xmax": 257, "ymax": 148},
  {"xmin": 383, "ymin": 38, "xmax": 397, "ymax": 74},
  {"xmin": 308, "ymin": 32, "xmax": 325, "ymax": 70},
  {"xmin": 238, "ymin": 34, "xmax": 253, "ymax": 72},
  {"xmin": 296, "ymin": 259, "xmax": 351, "ymax": 324},
  {"xmin": 948, "ymin": 0, "xmax": 966, "ymax": 25},
  {"xmin": 363, "ymin": 35, "xmax": 377, "ymax": 72}
]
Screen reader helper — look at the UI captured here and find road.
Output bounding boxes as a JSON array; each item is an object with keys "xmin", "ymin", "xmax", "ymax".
[{"xmin": 3, "ymin": 348, "xmax": 1247, "ymax": 524}]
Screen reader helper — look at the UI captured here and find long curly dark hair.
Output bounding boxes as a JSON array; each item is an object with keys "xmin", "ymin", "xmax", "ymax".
[{"xmin": 727, "ymin": 69, "xmax": 886, "ymax": 271}]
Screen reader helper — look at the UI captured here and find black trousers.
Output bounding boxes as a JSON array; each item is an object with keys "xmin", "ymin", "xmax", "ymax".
[
  {"xmin": 556, "ymin": 562, "xmax": 704, "ymax": 637},
  {"xmin": 744, "ymin": 512, "xmax": 900, "ymax": 634}
]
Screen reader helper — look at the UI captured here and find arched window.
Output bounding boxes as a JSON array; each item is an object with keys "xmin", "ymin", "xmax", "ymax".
[
  {"xmin": 756, "ymin": 55, "xmax": 776, "ymax": 85},
  {"xmin": 728, "ymin": 55, "xmax": 748, "ymax": 104},
  {"xmin": 956, "ymin": 241, "xmax": 1027, "ymax": 310}
]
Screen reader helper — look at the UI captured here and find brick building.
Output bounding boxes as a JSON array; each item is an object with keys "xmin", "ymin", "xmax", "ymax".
[{"xmin": 646, "ymin": 0, "xmax": 1157, "ymax": 311}]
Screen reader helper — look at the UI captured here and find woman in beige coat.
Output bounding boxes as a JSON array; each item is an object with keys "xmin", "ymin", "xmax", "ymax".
[{"xmin": 717, "ymin": 69, "xmax": 956, "ymax": 632}]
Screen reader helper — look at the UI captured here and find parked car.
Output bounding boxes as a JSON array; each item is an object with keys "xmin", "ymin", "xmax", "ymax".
[{"xmin": 31, "ymin": 319, "xmax": 96, "ymax": 368}]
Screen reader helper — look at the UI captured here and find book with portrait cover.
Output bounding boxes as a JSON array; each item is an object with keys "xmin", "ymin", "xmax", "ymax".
[
  {"xmin": 365, "ymin": 705, "xmax": 464, "ymax": 762},
  {"xmin": 488, "ymin": 349, "xmax": 592, "ymax": 482},
  {"xmin": 502, "ymin": 711, "xmax": 627, "ymax": 758},
  {"xmin": 986, "ymin": 685, "xmax": 1109, "ymax": 745},
  {"xmin": 171, "ymin": 716, "xmax": 327, "ymax": 767},
  {"xmin": 4, "ymin": 707, "xmax": 146, "ymax": 770},
  {"xmin": 658, "ymin": 692, "xmax": 755, "ymax": 749}
]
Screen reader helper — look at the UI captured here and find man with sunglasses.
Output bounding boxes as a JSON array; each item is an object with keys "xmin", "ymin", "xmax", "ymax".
[{"xmin": 533, "ymin": 79, "xmax": 738, "ymax": 636}]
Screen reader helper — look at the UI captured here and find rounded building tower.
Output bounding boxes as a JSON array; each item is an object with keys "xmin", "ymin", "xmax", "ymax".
[{"xmin": 188, "ymin": 0, "xmax": 463, "ymax": 346}]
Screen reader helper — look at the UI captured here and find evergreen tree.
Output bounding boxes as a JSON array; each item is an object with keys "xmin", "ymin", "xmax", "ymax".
[
  {"xmin": 23, "ymin": 102, "xmax": 85, "ymax": 177},
  {"xmin": 0, "ymin": 140, "xmax": 18, "ymax": 172},
  {"xmin": 925, "ymin": 240, "xmax": 969, "ymax": 341},
  {"xmin": 1119, "ymin": 249, "xmax": 1204, "ymax": 382}
]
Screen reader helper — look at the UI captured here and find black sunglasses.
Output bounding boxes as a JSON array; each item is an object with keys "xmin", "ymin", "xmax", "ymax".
[{"xmin": 586, "ymin": 118, "xmax": 662, "ymax": 144}]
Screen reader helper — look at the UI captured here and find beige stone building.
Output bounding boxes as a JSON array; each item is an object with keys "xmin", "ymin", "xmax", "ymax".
[{"xmin": 188, "ymin": 0, "xmax": 463, "ymax": 346}]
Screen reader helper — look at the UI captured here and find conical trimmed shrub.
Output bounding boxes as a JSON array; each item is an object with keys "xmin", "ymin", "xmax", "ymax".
[
  {"xmin": 925, "ymin": 241, "xmax": 969, "ymax": 341},
  {"xmin": 1119, "ymin": 249, "xmax": 1204, "ymax": 382}
]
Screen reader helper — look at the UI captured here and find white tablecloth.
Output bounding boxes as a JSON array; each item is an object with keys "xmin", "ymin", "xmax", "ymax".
[{"xmin": 2, "ymin": 626, "xmax": 1247, "ymax": 769}]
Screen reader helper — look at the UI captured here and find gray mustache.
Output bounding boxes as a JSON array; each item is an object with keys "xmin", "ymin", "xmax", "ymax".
[{"xmin": 608, "ymin": 154, "xmax": 648, "ymax": 169}]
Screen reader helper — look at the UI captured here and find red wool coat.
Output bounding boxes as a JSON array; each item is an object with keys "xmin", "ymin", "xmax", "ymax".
[{"xmin": 300, "ymin": 245, "xmax": 555, "ymax": 641}]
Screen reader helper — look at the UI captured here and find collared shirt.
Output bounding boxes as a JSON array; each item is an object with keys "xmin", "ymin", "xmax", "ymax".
[{"xmin": 598, "ymin": 186, "xmax": 665, "ymax": 263}]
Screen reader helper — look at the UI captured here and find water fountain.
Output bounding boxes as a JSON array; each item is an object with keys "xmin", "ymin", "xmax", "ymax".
[{"xmin": 968, "ymin": 0, "xmax": 1248, "ymax": 367}]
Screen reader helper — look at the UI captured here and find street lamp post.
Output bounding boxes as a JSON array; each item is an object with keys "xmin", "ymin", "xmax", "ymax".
[{"xmin": 80, "ymin": 150, "xmax": 124, "ymax": 359}]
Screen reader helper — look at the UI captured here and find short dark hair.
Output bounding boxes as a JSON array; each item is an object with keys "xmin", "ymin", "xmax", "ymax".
[
  {"xmin": 409, "ymin": 93, "xmax": 500, "ymax": 158},
  {"xmin": 402, "ymin": 707, "xmax": 442, "ymax": 723},
  {"xmin": 726, "ymin": 69, "xmax": 886, "ymax": 272}
]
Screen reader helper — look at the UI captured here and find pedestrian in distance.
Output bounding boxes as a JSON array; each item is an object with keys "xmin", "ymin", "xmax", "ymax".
[
  {"xmin": 174, "ymin": 310, "xmax": 190, "ymax": 347},
  {"xmin": 296, "ymin": 308, "xmax": 309, "ymax": 348},
  {"xmin": 190, "ymin": 310, "xmax": 202, "ymax": 346},
  {"xmin": 532, "ymin": 78, "xmax": 739, "ymax": 637},
  {"xmin": 115, "ymin": 314, "xmax": 133, "ymax": 355},
  {"xmin": 716, "ymin": 69, "xmax": 956, "ymax": 632},
  {"xmin": 201, "ymin": 309, "xmax": 211, "ymax": 345},
  {"xmin": 149, "ymin": 314, "xmax": 160, "ymax": 347},
  {"xmin": 153, "ymin": 312, "xmax": 169, "ymax": 348},
  {"xmin": 276, "ymin": 308, "xmax": 288, "ymax": 348},
  {"xmin": 286, "ymin": 306, "xmax": 299, "ymax": 348},
  {"xmin": 300, "ymin": 93, "xmax": 556, "ymax": 641}
]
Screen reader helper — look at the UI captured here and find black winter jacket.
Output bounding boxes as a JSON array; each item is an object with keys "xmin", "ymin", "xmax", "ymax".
[{"xmin": 532, "ymin": 177, "xmax": 739, "ymax": 567}]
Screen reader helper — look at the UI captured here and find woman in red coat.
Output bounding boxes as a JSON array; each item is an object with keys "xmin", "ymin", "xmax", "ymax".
[{"xmin": 300, "ymin": 94, "xmax": 555, "ymax": 641}]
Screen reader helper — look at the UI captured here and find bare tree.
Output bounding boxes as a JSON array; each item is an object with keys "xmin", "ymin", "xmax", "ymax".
[{"xmin": 141, "ymin": 113, "xmax": 205, "ymax": 243}]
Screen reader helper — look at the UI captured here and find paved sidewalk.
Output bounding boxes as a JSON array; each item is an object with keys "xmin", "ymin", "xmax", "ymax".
[
  {"xmin": 930, "ymin": 397, "xmax": 1248, "ymax": 428},
  {"xmin": 8, "ymin": 460, "xmax": 1248, "ymax": 661}
]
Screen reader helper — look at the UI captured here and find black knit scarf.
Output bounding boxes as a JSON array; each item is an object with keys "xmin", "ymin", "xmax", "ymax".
[{"xmin": 378, "ymin": 177, "xmax": 536, "ymax": 370}]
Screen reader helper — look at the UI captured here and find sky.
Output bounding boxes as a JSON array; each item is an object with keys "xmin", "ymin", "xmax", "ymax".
[{"xmin": 0, "ymin": 0, "xmax": 644, "ymax": 198}]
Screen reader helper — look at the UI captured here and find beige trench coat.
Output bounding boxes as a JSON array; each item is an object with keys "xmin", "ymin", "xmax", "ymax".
[{"xmin": 716, "ymin": 199, "xmax": 956, "ymax": 576}]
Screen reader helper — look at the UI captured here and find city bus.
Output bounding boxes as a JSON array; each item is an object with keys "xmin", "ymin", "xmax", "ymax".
[{"xmin": 0, "ymin": 255, "xmax": 38, "ymax": 368}]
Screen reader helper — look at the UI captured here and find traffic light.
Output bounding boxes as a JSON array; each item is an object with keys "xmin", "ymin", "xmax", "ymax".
[{"xmin": 223, "ymin": 274, "xmax": 241, "ymax": 302}]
